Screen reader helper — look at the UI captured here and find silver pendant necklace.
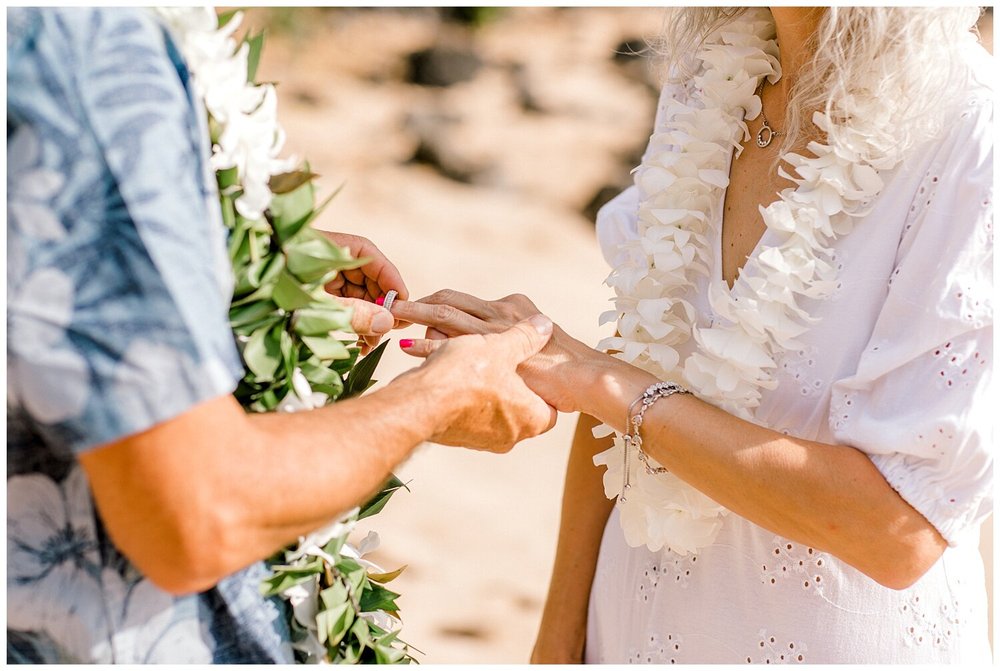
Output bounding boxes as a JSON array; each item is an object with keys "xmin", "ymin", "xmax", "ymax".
[{"xmin": 754, "ymin": 80, "xmax": 783, "ymax": 148}]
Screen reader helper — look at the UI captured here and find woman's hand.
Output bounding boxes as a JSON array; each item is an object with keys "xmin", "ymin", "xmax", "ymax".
[
  {"xmin": 406, "ymin": 314, "xmax": 559, "ymax": 452},
  {"xmin": 389, "ymin": 290, "xmax": 603, "ymax": 413},
  {"xmin": 319, "ymin": 231, "xmax": 409, "ymax": 353}
]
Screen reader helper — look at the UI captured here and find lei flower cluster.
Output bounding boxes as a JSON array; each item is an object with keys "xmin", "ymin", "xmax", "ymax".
[
  {"xmin": 155, "ymin": 7, "xmax": 415, "ymax": 663},
  {"xmin": 595, "ymin": 8, "xmax": 899, "ymax": 555}
]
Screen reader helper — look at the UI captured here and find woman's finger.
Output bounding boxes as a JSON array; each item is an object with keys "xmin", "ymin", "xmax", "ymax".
[
  {"xmin": 397, "ymin": 337, "xmax": 443, "ymax": 358},
  {"xmin": 389, "ymin": 299, "xmax": 490, "ymax": 336},
  {"xmin": 418, "ymin": 289, "xmax": 493, "ymax": 320},
  {"xmin": 426, "ymin": 327, "xmax": 448, "ymax": 340}
]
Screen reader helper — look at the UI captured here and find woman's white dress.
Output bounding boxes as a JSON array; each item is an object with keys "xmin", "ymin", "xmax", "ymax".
[{"xmin": 585, "ymin": 43, "xmax": 994, "ymax": 664}]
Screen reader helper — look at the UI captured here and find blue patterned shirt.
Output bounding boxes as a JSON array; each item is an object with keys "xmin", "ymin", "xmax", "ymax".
[{"xmin": 7, "ymin": 7, "xmax": 293, "ymax": 662}]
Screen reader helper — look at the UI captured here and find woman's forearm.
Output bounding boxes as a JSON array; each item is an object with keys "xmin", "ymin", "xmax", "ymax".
[
  {"xmin": 573, "ymin": 355, "xmax": 946, "ymax": 589},
  {"xmin": 534, "ymin": 413, "xmax": 616, "ymax": 661}
]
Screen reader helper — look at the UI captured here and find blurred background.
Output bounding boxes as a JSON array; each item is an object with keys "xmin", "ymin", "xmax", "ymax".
[{"xmin": 240, "ymin": 7, "xmax": 993, "ymax": 663}]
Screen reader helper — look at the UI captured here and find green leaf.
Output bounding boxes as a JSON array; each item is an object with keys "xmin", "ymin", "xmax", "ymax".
[
  {"xmin": 360, "ymin": 583, "xmax": 401, "ymax": 613},
  {"xmin": 259, "ymin": 560, "xmax": 323, "ymax": 597},
  {"xmin": 351, "ymin": 617, "xmax": 373, "ymax": 648},
  {"xmin": 217, "ymin": 8, "xmax": 241, "ymax": 28},
  {"xmin": 270, "ymin": 180, "xmax": 315, "ymax": 242},
  {"xmin": 230, "ymin": 281, "xmax": 275, "ymax": 307},
  {"xmin": 230, "ymin": 300, "xmax": 279, "ymax": 329},
  {"xmin": 338, "ymin": 642, "xmax": 363, "ymax": 665},
  {"xmin": 359, "ymin": 474, "xmax": 407, "ymax": 520},
  {"xmin": 316, "ymin": 602, "xmax": 353, "ymax": 647},
  {"xmin": 341, "ymin": 340, "xmax": 390, "ymax": 399},
  {"xmin": 269, "ymin": 169, "xmax": 319, "ymax": 195},
  {"xmin": 321, "ymin": 532, "xmax": 347, "ymax": 558},
  {"xmin": 332, "ymin": 347, "xmax": 361, "ymax": 375},
  {"xmin": 373, "ymin": 633, "xmax": 408, "ymax": 664},
  {"xmin": 220, "ymin": 192, "xmax": 237, "ymax": 232},
  {"xmin": 280, "ymin": 328, "xmax": 298, "ymax": 383},
  {"xmin": 284, "ymin": 229, "xmax": 365, "ymax": 283},
  {"xmin": 336, "ymin": 557, "xmax": 368, "ymax": 593},
  {"xmin": 217, "ymin": 165, "xmax": 240, "ymax": 190},
  {"xmin": 300, "ymin": 357, "xmax": 346, "ymax": 386},
  {"xmin": 228, "ymin": 220, "xmax": 249, "ymax": 264},
  {"xmin": 272, "ymin": 269, "xmax": 316, "ymax": 312},
  {"xmin": 246, "ymin": 31, "xmax": 266, "ymax": 83},
  {"xmin": 244, "ymin": 324, "xmax": 282, "ymax": 382},
  {"xmin": 258, "ymin": 388, "xmax": 279, "ymax": 412},
  {"xmin": 301, "ymin": 336, "xmax": 351, "ymax": 361},
  {"xmin": 368, "ymin": 564, "xmax": 407, "ymax": 585},
  {"xmin": 291, "ymin": 305, "xmax": 353, "ymax": 337},
  {"xmin": 319, "ymin": 581, "xmax": 350, "ymax": 611}
]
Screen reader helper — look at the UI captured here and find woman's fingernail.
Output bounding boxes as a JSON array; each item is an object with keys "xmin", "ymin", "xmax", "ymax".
[
  {"xmin": 372, "ymin": 312, "xmax": 394, "ymax": 334},
  {"xmin": 375, "ymin": 295, "xmax": 386, "ymax": 306},
  {"xmin": 529, "ymin": 314, "xmax": 553, "ymax": 335},
  {"xmin": 399, "ymin": 339, "xmax": 414, "ymax": 349}
]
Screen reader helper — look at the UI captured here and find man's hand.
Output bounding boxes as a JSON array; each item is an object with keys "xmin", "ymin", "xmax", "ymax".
[
  {"xmin": 391, "ymin": 291, "xmax": 601, "ymax": 413},
  {"xmin": 413, "ymin": 315, "xmax": 559, "ymax": 452},
  {"xmin": 320, "ymin": 231, "xmax": 408, "ymax": 353}
]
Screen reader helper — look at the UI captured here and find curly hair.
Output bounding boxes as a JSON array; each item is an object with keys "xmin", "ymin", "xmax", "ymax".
[{"xmin": 654, "ymin": 7, "xmax": 986, "ymax": 159}]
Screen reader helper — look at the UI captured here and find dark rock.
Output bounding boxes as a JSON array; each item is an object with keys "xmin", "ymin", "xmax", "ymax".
[
  {"xmin": 612, "ymin": 37, "xmax": 661, "ymax": 95},
  {"xmin": 405, "ymin": 112, "xmax": 490, "ymax": 184},
  {"xmin": 407, "ymin": 46, "xmax": 483, "ymax": 87},
  {"xmin": 613, "ymin": 38, "xmax": 648, "ymax": 63},
  {"xmin": 582, "ymin": 183, "xmax": 628, "ymax": 225}
]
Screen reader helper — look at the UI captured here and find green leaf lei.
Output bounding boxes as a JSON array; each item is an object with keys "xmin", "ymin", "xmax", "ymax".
[{"xmin": 208, "ymin": 17, "xmax": 417, "ymax": 666}]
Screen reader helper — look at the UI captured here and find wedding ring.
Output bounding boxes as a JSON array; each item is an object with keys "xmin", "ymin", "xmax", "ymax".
[{"xmin": 382, "ymin": 290, "xmax": 398, "ymax": 313}]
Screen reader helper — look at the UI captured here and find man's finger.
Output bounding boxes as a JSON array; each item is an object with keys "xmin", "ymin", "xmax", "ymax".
[
  {"xmin": 490, "ymin": 314, "xmax": 553, "ymax": 364},
  {"xmin": 320, "ymin": 231, "xmax": 409, "ymax": 300},
  {"xmin": 389, "ymin": 299, "xmax": 489, "ymax": 336},
  {"xmin": 337, "ymin": 297, "xmax": 394, "ymax": 336}
]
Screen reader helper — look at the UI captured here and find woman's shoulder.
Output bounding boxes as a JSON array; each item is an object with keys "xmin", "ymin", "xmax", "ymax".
[{"xmin": 940, "ymin": 40, "xmax": 993, "ymax": 147}]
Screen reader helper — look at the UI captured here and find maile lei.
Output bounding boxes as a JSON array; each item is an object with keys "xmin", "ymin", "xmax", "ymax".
[
  {"xmin": 155, "ymin": 8, "xmax": 416, "ymax": 664},
  {"xmin": 594, "ymin": 8, "xmax": 900, "ymax": 555}
]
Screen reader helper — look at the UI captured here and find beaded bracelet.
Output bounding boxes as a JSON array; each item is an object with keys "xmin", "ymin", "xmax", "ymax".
[{"xmin": 620, "ymin": 381, "xmax": 690, "ymax": 503}]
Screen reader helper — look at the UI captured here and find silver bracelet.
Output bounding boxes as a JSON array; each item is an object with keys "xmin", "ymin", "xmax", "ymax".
[{"xmin": 620, "ymin": 381, "xmax": 690, "ymax": 504}]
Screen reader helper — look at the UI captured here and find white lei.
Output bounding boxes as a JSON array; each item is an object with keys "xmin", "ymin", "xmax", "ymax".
[
  {"xmin": 594, "ymin": 9, "xmax": 899, "ymax": 554},
  {"xmin": 154, "ymin": 7, "xmax": 294, "ymax": 221}
]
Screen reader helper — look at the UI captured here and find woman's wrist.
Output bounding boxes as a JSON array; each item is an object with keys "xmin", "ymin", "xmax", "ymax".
[{"xmin": 573, "ymin": 353, "xmax": 659, "ymax": 429}]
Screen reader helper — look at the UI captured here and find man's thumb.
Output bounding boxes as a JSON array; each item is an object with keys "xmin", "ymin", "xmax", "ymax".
[{"xmin": 498, "ymin": 314, "xmax": 554, "ymax": 363}]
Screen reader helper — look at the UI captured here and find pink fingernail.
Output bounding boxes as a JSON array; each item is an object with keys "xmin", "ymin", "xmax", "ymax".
[
  {"xmin": 376, "ymin": 295, "xmax": 386, "ymax": 306},
  {"xmin": 399, "ymin": 339, "xmax": 414, "ymax": 349}
]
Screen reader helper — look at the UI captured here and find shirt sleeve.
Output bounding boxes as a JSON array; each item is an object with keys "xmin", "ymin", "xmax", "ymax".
[
  {"xmin": 6, "ymin": 8, "xmax": 243, "ymax": 453},
  {"xmin": 828, "ymin": 95, "xmax": 994, "ymax": 546}
]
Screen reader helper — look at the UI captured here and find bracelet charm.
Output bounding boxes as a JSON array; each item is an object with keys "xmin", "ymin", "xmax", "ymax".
[{"xmin": 620, "ymin": 381, "xmax": 690, "ymax": 503}]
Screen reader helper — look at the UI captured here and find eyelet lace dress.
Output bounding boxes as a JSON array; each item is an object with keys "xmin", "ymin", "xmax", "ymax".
[{"xmin": 585, "ymin": 34, "xmax": 994, "ymax": 666}]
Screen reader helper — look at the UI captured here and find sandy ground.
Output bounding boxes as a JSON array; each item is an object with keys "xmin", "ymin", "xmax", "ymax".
[{"xmin": 245, "ymin": 8, "xmax": 994, "ymax": 663}]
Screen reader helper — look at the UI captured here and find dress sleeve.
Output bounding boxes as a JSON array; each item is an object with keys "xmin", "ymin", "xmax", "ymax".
[
  {"xmin": 828, "ymin": 96, "xmax": 994, "ymax": 546},
  {"xmin": 595, "ymin": 79, "xmax": 687, "ymax": 268},
  {"xmin": 6, "ymin": 8, "xmax": 243, "ymax": 454}
]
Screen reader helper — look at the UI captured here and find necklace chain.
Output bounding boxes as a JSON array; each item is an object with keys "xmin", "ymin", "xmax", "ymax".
[{"xmin": 754, "ymin": 79, "xmax": 783, "ymax": 148}]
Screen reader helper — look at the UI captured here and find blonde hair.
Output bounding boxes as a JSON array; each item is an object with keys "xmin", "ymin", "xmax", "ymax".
[{"xmin": 655, "ymin": 7, "xmax": 985, "ymax": 159}]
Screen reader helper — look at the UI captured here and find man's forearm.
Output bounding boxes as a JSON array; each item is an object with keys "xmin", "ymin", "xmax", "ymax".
[{"xmin": 82, "ymin": 367, "xmax": 454, "ymax": 594}]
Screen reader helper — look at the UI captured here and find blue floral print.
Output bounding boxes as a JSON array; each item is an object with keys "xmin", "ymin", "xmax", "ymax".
[{"xmin": 7, "ymin": 7, "xmax": 293, "ymax": 662}]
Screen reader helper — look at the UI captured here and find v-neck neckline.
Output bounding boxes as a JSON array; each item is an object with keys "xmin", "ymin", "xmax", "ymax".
[{"xmin": 715, "ymin": 145, "xmax": 774, "ymax": 296}]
